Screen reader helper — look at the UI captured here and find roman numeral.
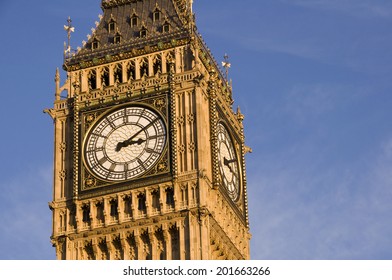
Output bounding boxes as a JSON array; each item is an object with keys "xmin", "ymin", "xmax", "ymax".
[
  {"xmin": 109, "ymin": 163, "xmax": 116, "ymax": 172},
  {"xmin": 92, "ymin": 132, "xmax": 108, "ymax": 139},
  {"xmin": 145, "ymin": 147, "xmax": 159, "ymax": 154},
  {"xmin": 137, "ymin": 158, "xmax": 146, "ymax": 171},
  {"xmin": 99, "ymin": 157, "xmax": 108, "ymax": 165}
]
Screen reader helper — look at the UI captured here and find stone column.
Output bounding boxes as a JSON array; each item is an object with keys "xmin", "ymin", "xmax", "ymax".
[
  {"xmin": 121, "ymin": 62, "xmax": 127, "ymax": 83},
  {"xmin": 145, "ymin": 188, "xmax": 151, "ymax": 218},
  {"xmin": 163, "ymin": 224, "xmax": 171, "ymax": 260},
  {"xmin": 121, "ymin": 232, "xmax": 130, "ymax": 260},
  {"xmin": 131, "ymin": 191, "xmax": 137, "ymax": 221},
  {"xmin": 148, "ymin": 55, "xmax": 153, "ymax": 77},
  {"xmin": 103, "ymin": 197, "xmax": 109, "ymax": 226},
  {"xmin": 75, "ymin": 202, "xmax": 82, "ymax": 232},
  {"xmin": 178, "ymin": 220, "xmax": 186, "ymax": 260},
  {"xmin": 92, "ymin": 238, "xmax": 99, "ymax": 260},
  {"xmin": 135, "ymin": 58, "xmax": 141, "ymax": 80},
  {"xmin": 161, "ymin": 51, "xmax": 167, "ymax": 73},
  {"xmin": 134, "ymin": 229, "xmax": 142, "ymax": 260},
  {"xmin": 109, "ymin": 64, "xmax": 114, "ymax": 86},
  {"xmin": 89, "ymin": 200, "xmax": 96, "ymax": 229},
  {"xmin": 159, "ymin": 185, "xmax": 165, "ymax": 213},
  {"xmin": 96, "ymin": 67, "xmax": 102, "ymax": 89},
  {"xmin": 149, "ymin": 227, "xmax": 158, "ymax": 260},
  {"xmin": 118, "ymin": 194, "xmax": 125, "ymax": 223}
]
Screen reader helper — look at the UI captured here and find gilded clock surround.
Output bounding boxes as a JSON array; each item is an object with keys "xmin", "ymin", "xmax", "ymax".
[
  {"xmin": 46, "ymin": 0, "xmax": 251, "ymax": 260},
  {"xmin": 216, "ymin": 121, "xmax": 241, "ymax": 203},
  {"xmin": 80, "ymin": 97, "xmax": 171, "ymax": 192},
  {"xmin": 83, "ymin": 105, "xmax": 167, "ymax": 182}
]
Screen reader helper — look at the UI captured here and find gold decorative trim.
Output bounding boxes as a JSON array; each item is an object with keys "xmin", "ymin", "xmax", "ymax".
[
  {"xmin": 208, "ymin": 69, "xmax": 219, "ymax": 189},
  {"xmin": 79, "ymin": 95, "xmax": 171, "ymax": 194}
]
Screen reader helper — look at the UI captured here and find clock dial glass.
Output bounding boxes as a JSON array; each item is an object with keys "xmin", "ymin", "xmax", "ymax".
[
  {"xmin": 84, "ymin": 106, "xmax": 166, "ymax": 181},
  {"xmin": 217, "ymin": 123, "xmax": 240, "ymax": 201}
]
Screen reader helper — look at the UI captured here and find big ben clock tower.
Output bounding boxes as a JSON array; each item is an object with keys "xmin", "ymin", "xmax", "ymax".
[{"xmin": 46, "ymin": 0, "xmax": 251, "ymax": 260}]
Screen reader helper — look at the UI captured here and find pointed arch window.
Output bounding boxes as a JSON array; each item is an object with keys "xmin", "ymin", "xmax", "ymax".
[
  {"xmin": 162, "ymin": 21, "xmax": 170, "ymax": 33},
  {"xmin": 123, "ymin": 195, "xmax": 132, "ymax": 218},
  {"xmin": 166, "ymin": 51, "xmax": 175, "ymax": 73},
  {"xmin": 114, "ymin": 63, "xmax": 123, "ymax": 83},
  {"xmin": 137, "ymin": 193, "xmax": 146, "ymax": 217},
  {"xmin": 88, "ymin": 70, "xmax": 97, "ymax": 89},
  {"xmin": 153, "ymin": 55, "xmax": 162, "ymax": 75},
  {"xmin": 166, "ymin": 188, "xmax": 174, "ymax": 207},
  {"xmin": 108, "ymin": 21, "xmax": 116, "ymax": 33},
  {"xmin": 153, "ymin": 8, "xmax": 161, "ymax": 22},
  {"xmin": 140, "ymin": 27, "xmax": 147, "ymax": 38},
  {"xmin": 127, "ymin": 61, "xmax": 136, "ymax": 81},
  {"xmin": 151, "ymin": 190, "xmax": 160, "ymax": 213},
  {"xmin": 114, "ymin": 32, "xmax": 122, "ymax": 44},
  {"xmin": 96, "ymin": 202, "xmax": 104, "ymax": 224},
  {"xmin": 82, "ymin": 205, "xmax": 90, "ymax": 223},
  {"xmin": 130, "ymin": 14, "xmax": 138, "ymax": 27},
  {"xmin": 101, "ymin": 67, "xmax": 110, "ymax": 87},
  {"xmin": 91, "ymin": 38, "xmax": 100, "ymax": 50},
  {"xmin": 108, "ymin": 15, "xmax": 117, "ymax": 33},
  {"xmin": 59, "ymin": 212, "xmax": 66, "ymax": 232},
  {"xmin": 110, "ymin": 199, "xmax": 118, "ymax": 218},
  {"xmin": 140, "ymin": 58, "xmax": 149, "ymax": 77}
]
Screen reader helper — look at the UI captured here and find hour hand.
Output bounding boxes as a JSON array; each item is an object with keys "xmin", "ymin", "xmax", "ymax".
[
  {"xmin": 115, "ymin": 138, "xmax": 146, "ymax": 152},
  {"xmin": 115, "ymin": 142, "xmax": 124, "ymax": 152},
  {"xmin": 223, "ymin": 157, "xmax": 236, "ymax": 173}
]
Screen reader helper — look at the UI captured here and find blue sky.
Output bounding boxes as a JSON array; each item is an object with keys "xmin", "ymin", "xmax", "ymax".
[{"xmin": 0, "ymin": 0, "xmax": 391, "ymax": 259}]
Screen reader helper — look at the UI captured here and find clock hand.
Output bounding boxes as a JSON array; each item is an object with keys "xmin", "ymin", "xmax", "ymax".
[
  {"xmin": 223, "ymin": 157, "xmax": 236, "ymax": 174},
  {"xmin": 115, "ymin": 118, "xmax": 159, "ymax": 152},
  {"xmin": 115, "ymin": 138, "xmax": 146, "ymax": 152}
]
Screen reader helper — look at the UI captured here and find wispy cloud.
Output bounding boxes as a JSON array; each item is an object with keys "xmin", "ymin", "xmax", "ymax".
[
  {"xmin": 281, "ymin": 83, "xmax": 371, "ymax": 125},
  {"xmin": 282, "ymin": 84, "xmax": 345, "ymax": 122},
  {"xmin": 199, "ymin": 0, "xmax": 392, "ymax": 76},
  {"xmin": 279, "ymin": 0, "xmax": 392, "ymax": 18},
  {"xmin": 238, "ymin": 36, "xmax": 326, "ymax": 63}
]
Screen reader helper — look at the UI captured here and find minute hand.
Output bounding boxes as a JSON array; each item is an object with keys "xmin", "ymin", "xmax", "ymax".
[{"xmin": 116, "ymin": 118, "xmax": 159, "ymax": 152}]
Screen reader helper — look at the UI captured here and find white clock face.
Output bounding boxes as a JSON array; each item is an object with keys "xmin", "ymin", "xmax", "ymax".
[
  {"xmin": 84, "ymin": 106, "xmax": 166, "ymax": 181},
  {"xmin": 217, "ymin": 122, "xmax": 240, "ymax": 201}
]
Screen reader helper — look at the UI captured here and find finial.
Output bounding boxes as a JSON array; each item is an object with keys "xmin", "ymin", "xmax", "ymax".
[
  {"xmin": 187, "ymin": 0, "xmax": 195, "ymax": 32},
  {"xmin": 237, "ymin": 106, "xmax": 244, "ymax": 122},
  {"xmin": 55, "ymin": 68, "xmax": 60, "ymax": 82},
  {"xmin": 55, "ymin": 68, "xmax": 61, "ymax": 100},
  {"xmin": 222, "ymin": 53, "xmax": 231, "ymax": 83},
  {"xmin": 64, "ymin": 17, "xmax": 75, "ymax": 59}
]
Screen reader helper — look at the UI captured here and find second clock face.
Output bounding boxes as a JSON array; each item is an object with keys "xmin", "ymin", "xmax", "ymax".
[
  {"xmin": 217, "ymin": 122, "xmax": 240, "ymax": 202},
  {"xmin": 84, "ymin": 106, "xmax": 167, "ymax": 182}
]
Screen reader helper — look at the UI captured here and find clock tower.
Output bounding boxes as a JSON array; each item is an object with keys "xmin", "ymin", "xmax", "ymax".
[{"xmin": 46, "ymin": 0, "xmax": 251, "ymax": 260}]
